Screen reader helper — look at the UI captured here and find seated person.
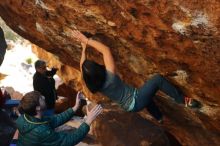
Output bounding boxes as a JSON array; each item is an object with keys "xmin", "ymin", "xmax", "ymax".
[
  {"xmin": 16, "ymin": 91, "xmax": 102, "ymax": 146},
  {"xmin": 0, "ymin": 88, "xmax": 20, "ymax": 110},
  {"xmin": 10, "ymin": 130, "xmax": 19, "ymax": 146}
]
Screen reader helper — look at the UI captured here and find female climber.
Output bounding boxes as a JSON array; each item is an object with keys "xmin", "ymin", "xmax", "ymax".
[{"xmin": 71, "ymin": 30, "xmax": 200, "ymax": 123}]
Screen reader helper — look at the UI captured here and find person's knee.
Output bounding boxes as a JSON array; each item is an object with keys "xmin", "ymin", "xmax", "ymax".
[{"xmin": 151, "ymin": 74, "xmax": 164, "ymax": 82}]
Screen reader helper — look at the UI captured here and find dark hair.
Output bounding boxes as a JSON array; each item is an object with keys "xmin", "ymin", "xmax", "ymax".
[
  {"xmin": 0, "ymin": 27, "xmax": 7, "ymax": 66},
  {"xmin": 82, "ymin": 60, "xmax": 106, "ymax": 93},
  {"xmin": 18, "ymin": 91, "xmax": 41, "ymax": 116},
  {"xmin": 34, "ymin": 60, "xmax": 46, "ymax": 69}
]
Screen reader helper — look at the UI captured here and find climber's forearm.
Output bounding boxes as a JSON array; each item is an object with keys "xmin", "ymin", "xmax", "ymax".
[
  {"xmin": 80, "ymin": 45, "xmax": 87, "ymax": 72},
  {"xmin": 87, "ymin": 39, "xmax": 116, "ymax": 73}
]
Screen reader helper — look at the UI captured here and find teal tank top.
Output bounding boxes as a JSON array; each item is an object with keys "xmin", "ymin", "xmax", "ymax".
[{"xmin": 100, "ymin": 70, "xmax": 137, "ymax": 111}]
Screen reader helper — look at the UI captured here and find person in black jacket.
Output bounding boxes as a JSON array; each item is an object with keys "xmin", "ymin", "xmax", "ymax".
[
  {"xmin": 33, "ymin": 60, "xmax": 58, "ymax": 116},
  {"xmin": 0, "ymin": 27, "xmax": 7, "ymax": 66}
]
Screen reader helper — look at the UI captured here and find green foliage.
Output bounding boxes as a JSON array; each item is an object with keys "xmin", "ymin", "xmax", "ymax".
[
  {"xmin": 25, "ymin": 58, "xmax": 32, "ymax": 64},
  {"xmin": 4, "ymin": 31, "xmax": 19, "ymax": 41},
  {"xmin": 0, "ymin": 17, "xmax": 21, "ymax": 42}
]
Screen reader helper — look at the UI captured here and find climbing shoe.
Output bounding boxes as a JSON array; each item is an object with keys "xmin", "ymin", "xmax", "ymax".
[{"xmin": 184, "ymin": 97, "xmax": 201, "ymax": 108}]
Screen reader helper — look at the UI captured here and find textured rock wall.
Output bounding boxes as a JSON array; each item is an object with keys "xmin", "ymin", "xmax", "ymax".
[{"xmin": 0, "ymin": 0, "xmax": 220, "ymax": 145}]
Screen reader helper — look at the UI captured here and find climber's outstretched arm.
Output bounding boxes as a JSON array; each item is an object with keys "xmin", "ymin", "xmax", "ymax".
[{"xmin": 72, "ymin": 30, "xmax": 116, "ymax": 74}]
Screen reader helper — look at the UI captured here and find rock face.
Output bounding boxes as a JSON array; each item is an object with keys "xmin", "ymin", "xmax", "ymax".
[
  {"xmin": 0, "ymin": 0, "xmax": 220, "ymax": 145},
  {"xmin": 91, "ymin": 105, "xmax": 181, "ymax": 146}
]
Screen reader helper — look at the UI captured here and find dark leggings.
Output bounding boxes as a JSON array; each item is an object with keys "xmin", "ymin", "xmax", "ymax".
[{"xmin": 132, "ymin": 74, "xmax": 185, "ymax": 120}]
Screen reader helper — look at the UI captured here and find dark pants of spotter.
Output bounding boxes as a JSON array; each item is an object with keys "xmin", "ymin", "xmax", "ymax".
[{"xmin": 132, "ymin": 74, "xmax": 184, "ymax": 120}]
